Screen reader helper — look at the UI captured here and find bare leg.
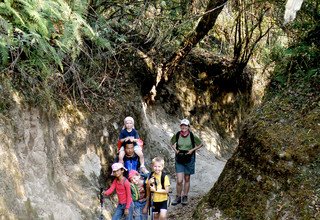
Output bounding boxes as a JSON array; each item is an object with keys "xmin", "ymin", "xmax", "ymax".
[
  {"xmin": 118, "ymin": 150, "xmax": 125, "ymax": 164},
  {"xmin": 135, "ymin": 149, "xmax": 145, "ymax": 166},
  {"xmin": 183, "ymin": 174, "xmax": 191, "ymax": 196},
  {"xmin": 153, "ymin": 212, "xmax": 159, "ymax": 220},
  {"xmin": 159, "ymin": 209, "xmax": 167, "ymax": 220},
  {"xmin": 176, "ymin": 172, "xmax": 184, "ymax": 196}
]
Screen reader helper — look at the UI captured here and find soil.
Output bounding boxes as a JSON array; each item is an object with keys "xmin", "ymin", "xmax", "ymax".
[
  {"xmin": 139, "ymin": 105, "xmax": 228, "ymax": 219},
  {"xmin": 167, "ymin": 150, "xmax": 226, "ymax": 220}
]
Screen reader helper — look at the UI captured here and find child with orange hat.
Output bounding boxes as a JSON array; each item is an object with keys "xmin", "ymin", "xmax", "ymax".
[{"xmin": 128, "ymin": 170, "xmax": 149, "ymax": 220}]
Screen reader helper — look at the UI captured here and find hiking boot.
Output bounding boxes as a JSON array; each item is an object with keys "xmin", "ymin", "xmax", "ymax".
[
  {"xmin": 140, "ymin": 166, "xmax": 149, "ymax": 174},
  {"xmin": 171, "ymin": 196, "xmax": 181, "ymax": 206},
  {"xmin": 181, "ymin": 195, "xmax": 188, "ymax": 205}
]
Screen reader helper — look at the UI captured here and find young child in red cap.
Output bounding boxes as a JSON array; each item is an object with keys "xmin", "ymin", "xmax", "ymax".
[{"xmin": 128, "ymin": 170, "xmax": 149, "ymax": 220}]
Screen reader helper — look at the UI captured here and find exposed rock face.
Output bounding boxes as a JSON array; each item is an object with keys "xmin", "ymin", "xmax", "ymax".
[
  {"xmin": 0, "ymin": 102, "xmax": 231, "ymax": 220},
  {"xmin": 0, "ymin": 51, "xmax": 255, "ymax": 219},
  {"xmin": 0, "ymin": 106, "xmax": 113, "ymax": 219}
]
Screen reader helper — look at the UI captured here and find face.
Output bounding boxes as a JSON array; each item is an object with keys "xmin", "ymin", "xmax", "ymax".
[
  {"xmin": 124, "ymin": 143, "xmax": 134, "ymax": 157},
  {"xmin": 152, "ymin": 161, "xmax": 163, "ymax": 175},
  {"xmin": 180, "ymin": 124, "xmax": 189, "ymax": 131},
  {"xmin": 113, "ymin": 168, "xmax": 123, "ymax": 177},
  {"xmin": 131, "ymin": 175, "xmax": 140, "ymax": 184},
  {"xmin": 125, "ymin": 120, "xmax": 134, "ymax": 129}
]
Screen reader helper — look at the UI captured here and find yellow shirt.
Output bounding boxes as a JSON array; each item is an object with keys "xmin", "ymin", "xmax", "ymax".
[{"xmin": 148, "ymin": 172, "xmax": 170, "ymax": 202}]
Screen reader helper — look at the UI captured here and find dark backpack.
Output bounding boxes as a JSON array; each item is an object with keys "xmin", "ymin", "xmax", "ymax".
[
  {"xmin": 148, "ymin": 171, "xmax": 166, "ymax": 190},
  {"xmin": 146, "ymin": 172, "xmax": 171, "ymax": 207},
  {"xmin": 175, "ymin": 131, "xmax": 196, "ymax": 163},
  {"xmin": 175, "ymin": 131, "xmax": 196, "ymax": 150}
]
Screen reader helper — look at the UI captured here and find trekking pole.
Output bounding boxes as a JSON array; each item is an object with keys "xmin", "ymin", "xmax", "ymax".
[{"xmin": 98, "ymin": 188, "xmax": 104, "ymax": 220}]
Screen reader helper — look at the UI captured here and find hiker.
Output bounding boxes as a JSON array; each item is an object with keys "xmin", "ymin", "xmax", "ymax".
[
  {"xmin": 118, "ymin": 140, "xmax": 140, "ymax": 178},
  {"xmin": 128, "ymin": 170, "xmax": 149, "ymax": 220},
  {"xmin": 147, "ymin": 156, "xmax": 170, "ymax": 220},
  {"xmin": 118, "ymin": 116, "xmax": 148, "ymax": 174},
  {"xmin": 170, "ymin": 119, "xmax": 203, "ymax": 206},
  {"xmin": 103, "ymin": 163, "xmax": 134, "ymax": 220}
]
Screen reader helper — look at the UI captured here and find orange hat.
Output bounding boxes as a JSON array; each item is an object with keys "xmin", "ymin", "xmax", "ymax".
[{"xmin": 128, "ymin": 170, "xmax": 139, "ymax": 181}]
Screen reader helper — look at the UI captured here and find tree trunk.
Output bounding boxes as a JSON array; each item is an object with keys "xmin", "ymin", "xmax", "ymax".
[{"xmin": 146, "ymin": 0, "xmax": 228, "ymax": 102}]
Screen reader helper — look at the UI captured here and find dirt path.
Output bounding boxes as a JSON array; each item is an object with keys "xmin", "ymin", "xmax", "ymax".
[{"xmin": 167, "ymin": 149, "xmax": 226, "ymax": 219}]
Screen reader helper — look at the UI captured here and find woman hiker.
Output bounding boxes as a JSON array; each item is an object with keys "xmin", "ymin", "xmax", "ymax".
[{"xmin": 170, "ymin": 119, "xmax": 203, "ymax": 205}]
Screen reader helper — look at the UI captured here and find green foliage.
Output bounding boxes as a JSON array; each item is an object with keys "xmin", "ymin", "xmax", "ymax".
[
  {"xmin": 0, "ymin": 0, "xmax": 220, "ymax": 112},
  {"xmin": 0, "ymin": 0, "xmax": 117, "ymax": 112},
  {"xmin": 269, "ymin": 0, "xmax": 320, "ymax": 91}
]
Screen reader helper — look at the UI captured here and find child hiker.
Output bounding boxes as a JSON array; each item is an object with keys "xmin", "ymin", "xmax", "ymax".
[
  {"xmin": 103, "ymin": 163, "xmax": 134, "ymax": 220},
  {"xmin": 118, "ymin": 116, "xmax": 148, "ymax": 174},
  {"xmin": 147, "ymin": 156, "xmax": 170, "ymax": 220},
  {"xmin": 128, "ymin": 170, "xmax": 149, "ymax": 220}
]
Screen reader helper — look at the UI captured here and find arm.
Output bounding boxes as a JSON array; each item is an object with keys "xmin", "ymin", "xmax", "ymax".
[
  {"xmin": 190, "ymin": 143, "xmax": 203, "ymax": 154},
  {"xmin": 119, "ymin": 130, "xmax": 129, "ymax": 143},
  {"xmin": 128, "ymin": 129, "xmax": 140, "ymax": 143},
  {"xmin": 170, "ymin": 135, "xmax": 179, "ymax": 154},
  {"xmin": 104, "ymin": 180, "xmax": 116, "ymax": 196},
  {"xmin": 189, "ymin": 134, "xmax": 203, "ymax": 154},
  {"xmin": 143, "ymin": 180, "xmax": 151, "ymax": 214},
  {"xmin": 150, "ymin": 186, "xmax": 169, "ymax": 194},
  {"xmin": 124, "ymin": 180, "xmax": 132, "ymax": 210},
  {"xmin": 150, "ymin": 176, "xmax": 170, "ymax": 194}
]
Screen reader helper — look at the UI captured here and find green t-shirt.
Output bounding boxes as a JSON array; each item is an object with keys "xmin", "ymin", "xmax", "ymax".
[{"xmin": 170, "ymin": 132, "xmax": 202, "ymax": 151}]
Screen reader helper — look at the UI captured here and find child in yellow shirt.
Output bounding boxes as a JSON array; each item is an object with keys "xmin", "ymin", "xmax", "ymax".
[{"xmin": 147, "ymin": 156, "xmax": 170, "ymax": 220}]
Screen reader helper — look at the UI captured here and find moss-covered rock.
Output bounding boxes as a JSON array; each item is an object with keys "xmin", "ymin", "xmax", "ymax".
[{"xmin": 194, "ymin": 86, "xmax": 320, "ymax": 219}]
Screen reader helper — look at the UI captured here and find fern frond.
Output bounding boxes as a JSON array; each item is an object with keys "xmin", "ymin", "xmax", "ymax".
[
  {"xmin": 0, "ymin": 40, "xmax": 9, "ymax": 65},
  {"xmin": 4, "ymin": 0, "xmax": 25, "ymax": 25},
  {"xmin": 0, "ymin": 15, "xmax": 12, "ymax": 35}
]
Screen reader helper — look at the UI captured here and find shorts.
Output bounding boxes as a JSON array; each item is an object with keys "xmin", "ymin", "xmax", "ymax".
[
  {"xmin": 152, "ymin": 200, "xmax": 167, "ymax": 213},
  {"xmin": 175, "ymin": 154, "xmax": 195, "ymax": 175},
  {"xmin": 119, "ymin": 145, "xmax": 142, "ymax": 152}
]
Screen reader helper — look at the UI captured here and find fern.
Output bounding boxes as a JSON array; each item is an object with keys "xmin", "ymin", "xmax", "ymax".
[
  {"xmin": 0, "ymin": 40, "xmax": 9, "ymax": 65},
  {"xmin": 4, "ymin": 0, "xmax": 25, "ymax": 25}
]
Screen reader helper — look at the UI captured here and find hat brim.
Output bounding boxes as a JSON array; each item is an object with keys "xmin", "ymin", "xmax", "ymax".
[{"xmin": 111, "ymin": 167, "xmax": 128, "ymax": 175}]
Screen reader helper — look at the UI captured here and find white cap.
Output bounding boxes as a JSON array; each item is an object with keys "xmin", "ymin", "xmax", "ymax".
[
  {"xmin": 124, "ymin": 116, "xmax": 134, "ymax": 124},
  {"xmin": 180, "ymin": 119, "xmax": 190, "ymax": 126},
  {"xmin": 111, "ymin": 163, "xmax": 127, "ymax": 175}
]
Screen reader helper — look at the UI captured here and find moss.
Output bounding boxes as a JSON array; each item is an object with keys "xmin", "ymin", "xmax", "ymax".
[{"xmin": 195, "ymin": 76, "xmax": 320, "ymax": 219}]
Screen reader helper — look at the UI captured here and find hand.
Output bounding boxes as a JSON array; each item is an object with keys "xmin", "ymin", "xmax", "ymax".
[
  {"xmin": 142, "ymin": 206, "xmax": 148, "ymax": 214},
  {"xmin": 149, "ymin": 177, "xmax": 155, "ymax": 185},
  {"xmin": 150, "ymin": 185, "xmax": 156, "ymax": 192},
  {"xmin": 124, "ymin": 208, "xmax": 129, "ymax": 216}
]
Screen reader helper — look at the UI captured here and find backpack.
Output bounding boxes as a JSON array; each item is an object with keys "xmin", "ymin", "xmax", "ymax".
[
  {"xmin": 175, "ymin": 131, "xmax": 196, "ymax": 163},
  {"xmin": 147, "ymin": 172, "xmax": 171, "ymax": 207},
  {"xmin": 130, "ymin": 183, "xmax": 140, "ymax": 201},
  {"xmin": 175, "ymin": 131, "xmax": 195, "ymax": 150}
]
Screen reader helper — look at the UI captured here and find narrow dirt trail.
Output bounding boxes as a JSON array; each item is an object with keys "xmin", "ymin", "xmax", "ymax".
[{"xmin": 167, "ymin": 148, "xmax": 226, "ymax": 219}]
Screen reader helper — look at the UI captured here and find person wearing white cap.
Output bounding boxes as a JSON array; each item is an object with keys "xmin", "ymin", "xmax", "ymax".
[
  {"xmin": 118, "ymin": 116, "xmax": 149, "ymax": 174},
  {"xmin": 103, "ymin": 162, "xmax": 134, "ymax": 219},
  {"xmin": 170, "ymin": 118, "xmax": 203, "ymax": 206}
]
